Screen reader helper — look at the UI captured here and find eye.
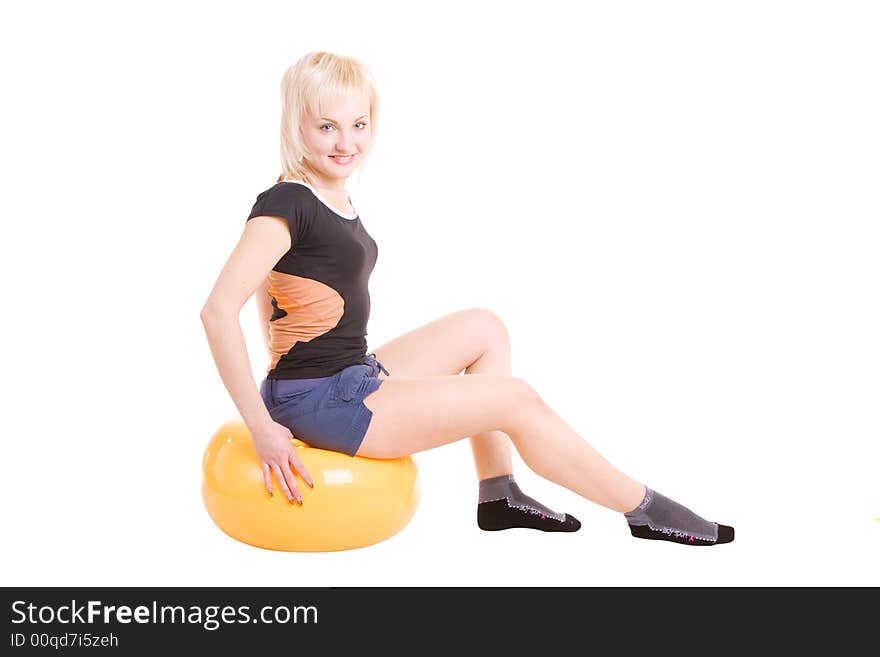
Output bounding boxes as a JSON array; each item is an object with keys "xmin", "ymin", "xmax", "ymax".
[{"xmin": 320, "ymin": 122, "xmax": 367, "ymax": 132}]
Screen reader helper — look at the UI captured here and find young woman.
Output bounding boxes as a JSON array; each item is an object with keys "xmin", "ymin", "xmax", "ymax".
[{"xmin": 200, "ymin": 51, "xmax": 734, "ymax": 546}]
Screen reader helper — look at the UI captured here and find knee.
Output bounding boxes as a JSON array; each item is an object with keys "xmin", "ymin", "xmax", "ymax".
[
  {"xmin": 502, "ymin": 377, "xmax": 551, "ymax": 442},
  {"xmin": 509, "ymin": 376, "xmax": 545, "ymax": 417},
  {"xmin": 497, "ymin": 377, "xmax": 545, "ymax": 434},
  {"xmin": 467, "ymin": 307, "xmax": 511, "ymax": 352}
]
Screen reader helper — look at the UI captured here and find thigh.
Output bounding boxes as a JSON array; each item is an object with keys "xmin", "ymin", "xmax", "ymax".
[
  {"xmin": 358, "ymin": 373, "xmax": 539, "ymax": 459},
  {"xmin": 371, "ymin": 307, "xmax": 508, "ymax": 378}
]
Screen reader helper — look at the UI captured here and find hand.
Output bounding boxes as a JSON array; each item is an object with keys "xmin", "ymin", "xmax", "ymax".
[{"xmin": 250, "ymin": 420, "xmax": 314, "ymax": 504}]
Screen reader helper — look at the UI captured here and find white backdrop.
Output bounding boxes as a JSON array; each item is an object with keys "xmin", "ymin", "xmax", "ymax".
[{"xmin": 2, "ymin": 0, "xmax": 878, "ymax": 587}]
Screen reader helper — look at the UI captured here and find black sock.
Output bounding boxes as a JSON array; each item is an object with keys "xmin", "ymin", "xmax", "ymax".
[
  {"xmin": 477, "ymin": 475, "xmax": 581, "ymax": 533},
  {"xmin": 624, "ymin": 487, "xmax": 735, "ymax": 546}
]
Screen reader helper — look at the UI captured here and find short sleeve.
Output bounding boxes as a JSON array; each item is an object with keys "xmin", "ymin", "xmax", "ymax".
[{"xmin": 245, "ymin": 183, "xmax": 314, "ymax": 245}]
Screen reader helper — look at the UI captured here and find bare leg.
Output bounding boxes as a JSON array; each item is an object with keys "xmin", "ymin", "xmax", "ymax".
[
  {"xmin": 369, "ymin": 308, "xmax": 522, "ymax": 480},
  {"xmin": 361, "ymin": 310, "xmax": 733, "ymax": 544},
  {"xmin": 462, "ymin": 322, "xmax": 515, "ymax": 480},
  {"xmin": 359, "ymin": 373, "xmax": 645, "ymax": 513},
  {"xmin": 508, "ymin": 398, "xmax": 647, "ymax": 513}
]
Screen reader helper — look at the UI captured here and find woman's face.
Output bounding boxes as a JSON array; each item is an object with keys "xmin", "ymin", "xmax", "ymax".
[{"xmin": 300, "ymin": 91, "xmax": 372, "ymax": 189}]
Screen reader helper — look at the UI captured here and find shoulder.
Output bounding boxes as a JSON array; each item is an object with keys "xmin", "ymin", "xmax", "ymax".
[
  {"xmin": 247, "ymin": 181, "xmax": 314, "ymax": 219},
  {"xmin": 246, "ymin": 182, "xmax": 321, "ymax": 243},
  {"xmin": 246, "ymin": 181, "xmax": 322, "ymax": 245}
]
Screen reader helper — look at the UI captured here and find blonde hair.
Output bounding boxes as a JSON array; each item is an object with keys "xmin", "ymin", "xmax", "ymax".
[{"xmin": 277, "ymin": 51, "xmax": 379, "ymax": 184}]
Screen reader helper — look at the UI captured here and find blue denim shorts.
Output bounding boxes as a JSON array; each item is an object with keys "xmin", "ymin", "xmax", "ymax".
[{"xmin": 258, "ymin": 353, "xmax": 390, "ymax": 456}]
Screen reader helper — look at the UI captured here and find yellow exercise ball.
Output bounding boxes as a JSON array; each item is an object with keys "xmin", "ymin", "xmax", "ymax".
[{"xmin": 202, "ymin": 419, "xmax": 420, "ymax": 552}]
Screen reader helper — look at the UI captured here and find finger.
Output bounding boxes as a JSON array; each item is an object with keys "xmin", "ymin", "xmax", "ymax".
[
  {"xmin": 282, "ymin": 462, "xmax": 302, "ymax": 505},
  {"xmin": 262, "ymin": 463, "xmax": 273, "ymax": 496},
  {"xmin": 289, "ymin": 452, "xmax": 314, "ymax": 488},
  {"xmin": 271, "ymin": 463, "xmax": 295, "ymax": 504}
]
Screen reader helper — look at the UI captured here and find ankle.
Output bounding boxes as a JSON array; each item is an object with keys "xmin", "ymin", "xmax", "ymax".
[{"xmin": 621, "ymin": 484, "xmax": 649, "ymax": 514}]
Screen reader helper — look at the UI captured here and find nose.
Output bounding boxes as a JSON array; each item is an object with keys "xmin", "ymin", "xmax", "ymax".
[{"xmin": 335, "ymin": 129, "xmax": 359, "ymax": 154}]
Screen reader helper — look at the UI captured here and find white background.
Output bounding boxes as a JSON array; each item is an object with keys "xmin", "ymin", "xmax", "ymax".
[{"xmin": 2, "ymin": 0, "xmax": 878, "ymax": 587}]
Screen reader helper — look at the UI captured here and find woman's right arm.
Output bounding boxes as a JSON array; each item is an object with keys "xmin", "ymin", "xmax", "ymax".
[
  {"xmin": 200, "ymin": 216, "xmax": 313, "ymax": 503},
  {"xmin": 255, "ymin": 278, "xmax": 274, "ymax": 357}
]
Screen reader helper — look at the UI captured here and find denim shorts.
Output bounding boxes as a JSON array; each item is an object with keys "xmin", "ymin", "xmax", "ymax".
[{"xmin": 258, "ymin": 353, "xmax": 390, "ymax": 456}]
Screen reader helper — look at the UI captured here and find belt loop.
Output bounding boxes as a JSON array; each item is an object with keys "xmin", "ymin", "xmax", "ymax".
[{"xmin": 366, "ymin": 352, "xmax": 390, "ymax": 377}]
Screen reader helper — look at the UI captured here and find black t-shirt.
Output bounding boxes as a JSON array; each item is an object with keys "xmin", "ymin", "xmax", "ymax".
[{"xmin": 246, "ymin": 180, "xmax": 378, "ymax": 379}]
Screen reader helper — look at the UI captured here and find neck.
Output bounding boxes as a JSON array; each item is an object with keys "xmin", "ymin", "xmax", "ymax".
[{"xmin": 297, "ymin": 168, "xmax": 347, "ymax": 196}]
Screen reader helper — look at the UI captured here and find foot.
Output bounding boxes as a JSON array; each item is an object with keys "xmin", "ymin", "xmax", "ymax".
[
  {"xmin": 477, "ymin": 475, "xmax": 581, "ymax": 533},
  {"xmin": 625, "ymin": 487, "xmax": 734, "ymax": 546},
  {"xmin": 478, "ymin": 498, "xmax": 582, "ymax": 532}
]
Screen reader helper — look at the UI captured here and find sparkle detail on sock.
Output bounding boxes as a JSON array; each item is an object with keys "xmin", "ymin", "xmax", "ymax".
[
  {"xmin": 477, "ymin": 498, "xmax": 581, "ymax": 532},
  {"xmin": 628, "ymin": 522, "xmax": 734, "ymax": 545},
  {"xmin": 510, "ymin": 498, "xmax": 565, "ymax": 522},
  {"xmin": 481, "ymin": 495, "xmax": 567, "ymax": 523},
  {"xmin": 643, "ymin": 522, "xmax": 716, "ymax": 542}
]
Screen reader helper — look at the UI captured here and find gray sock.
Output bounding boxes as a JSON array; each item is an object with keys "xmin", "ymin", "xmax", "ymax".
[
  {"xmin": 478, "ymin": 474, "xmax": 566, "ymax": 522},
  {"xmin": 624, "ymin": 487, "xmax": 718, "ymax": 542}
]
